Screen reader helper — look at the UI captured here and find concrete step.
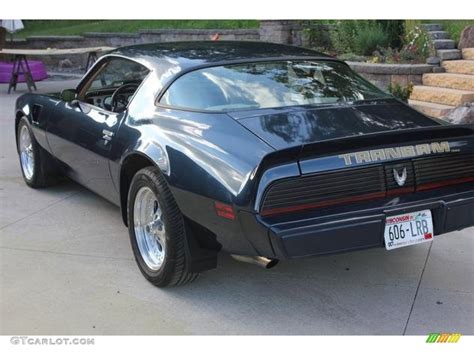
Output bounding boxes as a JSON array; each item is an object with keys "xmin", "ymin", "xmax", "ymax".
[
  {"xmin": 428, "ymin": 31, "xmax": 450, "ymax": 40},
  {"xmin": 408, "ymin": 100, "xmax": 455, "ymax": 119},
  {"xmin": 410, "ymin": 85, "xmax": 474, "ymax": 106},
  {"xmin": 422, "ymin": 73, "xmax": 474, "ymax": 91},
  {"xmin": 442, "ymin": 60, "xmax": 474, "ymax": 75},
  {"xmin": 423, "ymin": 24, "xmax": 443, "ymax": 32},
  {"xmin": 437, "ymin": 49, "xmax": 462, "ymax": 61},
  {"xmin": 433, "ymin": 39, "xmax": 456, "ymax": 50},
  {"xmin": 462, "ymin": 48, "xmax": 474, "ymax": 60}
]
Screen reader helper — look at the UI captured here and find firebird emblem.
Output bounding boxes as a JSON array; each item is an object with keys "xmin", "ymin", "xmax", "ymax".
[{"xmin": 393, "ymin": 167, "xmax": 407, "ymax": 187}]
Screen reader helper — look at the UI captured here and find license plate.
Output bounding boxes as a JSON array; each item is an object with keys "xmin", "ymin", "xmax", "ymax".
[{"xmin": 384, "ymin": 210, "xmax": 434, "ymax": 250}]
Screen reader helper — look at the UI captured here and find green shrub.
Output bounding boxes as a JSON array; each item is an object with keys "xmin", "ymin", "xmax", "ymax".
[
  {"xmin": 330, "ymin": 21, "xmax": 390, "ymax": 56},
  {"xmin": 330, "ymin": 20, "xmax": 359, "ymax": 54},
  {"xmin": 376, "ymin": 20, "xmax": 405, "ymax": 48},
  {"xmin": 388, "ymin": 82, "xmax": 413, "ymax": 102},
  {"xmin": 301, "ymin": 26, "xmax": 332, "ymax": 50},
  {"xmin": 354, "ymin": 26, "xmax": 390, "ymax": 56}
]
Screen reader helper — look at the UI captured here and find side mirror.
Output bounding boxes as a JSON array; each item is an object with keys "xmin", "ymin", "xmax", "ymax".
[{"xmin": 60, "ymin": 89, "xmax": 77, "ymax": 102}]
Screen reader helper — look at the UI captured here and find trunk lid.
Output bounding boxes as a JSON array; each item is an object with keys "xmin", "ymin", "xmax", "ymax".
[{"xmin": 230, "ymin": 100, "xmax": 441, "ymax": 150}]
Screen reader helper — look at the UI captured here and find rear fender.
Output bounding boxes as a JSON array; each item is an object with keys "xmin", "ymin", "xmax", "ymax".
[
  {"xmin": 125, "ymin": 140, "xmax": 170, "ymax": 175},
  {"xmin": 119, "ymin": 147, "xmax": 218, "ymax": 273}
]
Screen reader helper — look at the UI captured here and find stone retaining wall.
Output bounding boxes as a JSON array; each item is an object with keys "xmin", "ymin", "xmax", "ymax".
[
  {"xmin": 3, "ymin": 21, "xmax": 436, "ymax": 90},
  {"xmin": 7, "ymin": 29, "xmax": 260, "ymax": 71},
  {"xmin": 347, "ymin": 62, "xmax": 436, "ymax": 90},
  {"xmin": 4, "ymin": 21, "xmax": 333, "ymax": 71},
  {"xmin": 17, "ymin": 29, "xmax": 260, "ymax": 49}
]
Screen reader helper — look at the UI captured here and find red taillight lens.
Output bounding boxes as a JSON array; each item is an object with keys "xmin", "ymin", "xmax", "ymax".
[
  {"xmin": 260, "ymin": 176, "xmax": 474, "ymax": 217},
  {"xmin": 260, "ymin": 191, "xmax": 386, "ymax": 217},
  {"xmin": 417, "ymin": 177, "xmax": 474, "ymax": 191},
  {"xmin": 214, "ymin": 202, "xmax": 235, "ymax": 220}
]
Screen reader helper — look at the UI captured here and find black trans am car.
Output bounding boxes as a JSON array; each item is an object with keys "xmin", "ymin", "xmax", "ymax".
[{"xmin": 15, "ymin": 41, "xmax": 474, "ymax": 287}]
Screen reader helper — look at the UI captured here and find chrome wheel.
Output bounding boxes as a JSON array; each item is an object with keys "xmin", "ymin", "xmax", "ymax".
[
  {"xmin": 133, "ymin": 186, "xmax": 166, "ymax": 271},
  {"xmin": 19, "ymin": 125, "xmax": 35, "ymax": 180}
]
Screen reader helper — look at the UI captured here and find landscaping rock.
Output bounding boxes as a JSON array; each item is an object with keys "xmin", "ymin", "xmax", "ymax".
[
  {"xmin": 409, "ymin": 100, "xmax": 454, "ymax": 119},
  {"xmin": 432, "ymin": 66, "xmax": 446, "ymax": 73},
  {"xmin": 462, "ymin": 48, "xmax": 474, "ymax": 60},
  {"xmin": 445, "ymin": 103, "xmax": 474, "ymax": 124},
  {"xmin": 408, "ymin": 74, "xmax": 423, "ymax": 85},
  {"xmin": 428, "ymin": 31, "xmax": 450, "ymax": 40},
  {"xmin": 426, "ymin": 57, "xmax": 440, "ymax": 65},
  {"xmin": 458, "ymin": 25, "xmax": 474, "ymax": 49},
  {"xmin": 436, "ymin": 49, "xmax": 462, "ymax": 61},
  {"xmin": 428, "ymin": 31, "xmax": 449, "ymax": 39},
  {"xmin": 423, "ymin": 24, "xmax": 443, "ymax": 32},
  {"xmin": 443, "ymin": 60, "xmax": 474, "ymax": 75},
  {"xmin": 409, "ymin": 64, "xmax": 437, "ymax": 75},
  {"xmin": 433, "ymin": 39, "xmax": 455, "ymax": 50},
  {"xmin": 391, "ymin": 74, "xmax": 408, "ymax": 86},
  {"xmin": 423, "ymin": 73, "xmax": 474, "ymax": 91},
  {"xmin": 411, "ymin": 85, "xmax": 474, "ymax": 106},
  {"xmin": 348, "ymin": 62, "xmax": 434, "ymax": 75}
]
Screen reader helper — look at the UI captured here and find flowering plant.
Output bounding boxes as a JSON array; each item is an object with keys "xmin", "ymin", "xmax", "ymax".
[
  {"xmin": 403, "ymin": 25, "xmax": 435, "ymax": 59},
  {"xmin": 368, "ymin": 26, "xmax": 435, "ymax": 64}
]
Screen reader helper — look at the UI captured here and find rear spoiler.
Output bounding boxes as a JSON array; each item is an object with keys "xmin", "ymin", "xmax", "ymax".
[{"xmin": 259, "ymin": 124, "xmax": 474, "ymax": 169}]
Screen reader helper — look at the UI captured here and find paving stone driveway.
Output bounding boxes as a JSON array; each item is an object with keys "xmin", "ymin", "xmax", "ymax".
[{"xmin": 0, "ymin": 80, "xmax": 473, "ymax": 335}]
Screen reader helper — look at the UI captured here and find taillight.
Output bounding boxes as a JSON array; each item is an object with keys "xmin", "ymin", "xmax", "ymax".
[
  {"xmin": 417, "ymin": 177, "xmax": 474, "ymax": 191},
  {"xmin": 260, "ymin": 152, "xmax": 474, "ymax": 217},
  {"xmin": 260, "ymin": 191, "xmax": 386, "ymax": 217}
]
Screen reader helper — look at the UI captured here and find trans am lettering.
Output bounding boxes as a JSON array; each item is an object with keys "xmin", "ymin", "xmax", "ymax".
[{"xmin": 338, "ymin": 141, "xmax": 451, "ymax": 165}]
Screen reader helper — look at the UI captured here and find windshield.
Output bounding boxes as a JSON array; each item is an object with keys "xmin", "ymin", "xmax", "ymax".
[{"xmin": 160, "ymin": 60, "xmax": 390, "ymax": 112}]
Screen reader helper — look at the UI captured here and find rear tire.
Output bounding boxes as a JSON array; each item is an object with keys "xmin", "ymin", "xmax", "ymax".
[
  {"xmin": 17, "ymin": 117, "xmax": 60, "ymax": 188},
  {"xmin": 127, "ymin": 166, "xmax": 199, "ymax": 287}
]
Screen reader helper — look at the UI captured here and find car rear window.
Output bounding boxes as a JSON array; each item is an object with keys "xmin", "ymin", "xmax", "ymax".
[{"xmin": 159, "ymin": 60, "xmax": 390, "ymax": 112}]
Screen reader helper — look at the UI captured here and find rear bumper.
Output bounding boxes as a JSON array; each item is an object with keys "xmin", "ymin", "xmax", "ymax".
[{"xmin": 244, "ymin": 186, "xmax": 474, "ymax": 259}]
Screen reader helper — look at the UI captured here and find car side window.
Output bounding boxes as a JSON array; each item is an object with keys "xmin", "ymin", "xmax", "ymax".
[
  {"xmin": 88, "ymin": 59, "xmax": 149, "ymax": 91},
  {"xmin": 77, "ymin": 57, "xmax": 150, "ymax": 112}
]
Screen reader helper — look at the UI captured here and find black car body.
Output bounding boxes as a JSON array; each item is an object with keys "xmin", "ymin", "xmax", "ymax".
[{"xmin": 14, "ymin": 41, "xmax": 474, "ymax": 285}]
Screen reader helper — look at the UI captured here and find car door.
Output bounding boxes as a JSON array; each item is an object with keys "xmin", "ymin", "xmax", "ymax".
[
  {"xmin": 46, "ymin": 57, "xmax": 149, "ymax": 204},
  {"xmin": 48, "ymin": 99, "xmax": 121, "ymax": 203}
]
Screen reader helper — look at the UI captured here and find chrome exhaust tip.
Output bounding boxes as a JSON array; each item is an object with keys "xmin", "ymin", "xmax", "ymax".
[{"xmin": 231, "ymin": 255, "xmax": 279, "ymax": 269}]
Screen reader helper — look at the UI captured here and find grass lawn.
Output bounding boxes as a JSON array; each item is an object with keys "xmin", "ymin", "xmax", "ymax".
[{"xmin": 14, "ymin": 20, "xmax": 259, "ymax": 38}]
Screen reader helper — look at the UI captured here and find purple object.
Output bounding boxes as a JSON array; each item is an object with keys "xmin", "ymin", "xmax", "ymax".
[{"xmin": 0, "ymin": 60, "xmax": 48, "ymax": 83}]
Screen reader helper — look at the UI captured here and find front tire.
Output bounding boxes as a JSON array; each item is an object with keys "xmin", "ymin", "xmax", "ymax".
[
  {"xmin": 17, "ymin": 117, "xmax": 60, "ymax": 188},
  {"xmin": 127, "ymin": 166, "xmax": 199, "ymax": 287}
]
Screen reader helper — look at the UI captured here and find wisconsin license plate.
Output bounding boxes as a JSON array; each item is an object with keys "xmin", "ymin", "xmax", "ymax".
[{"xmin": 384, "ymin": 210, "xmax": 434, "ymax": 250}]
